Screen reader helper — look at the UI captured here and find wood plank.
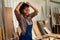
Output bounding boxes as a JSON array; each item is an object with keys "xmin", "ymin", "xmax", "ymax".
[
  {"xmin": 32, "ymin": 21, "xmax": 41, "ymax": 37},
  {"xmin": 37, "ymin": 21, "xmax": 47, "ymax": 35},
  {"xmin": 0, "ymin": 27, "xmax": 2, "ymax": 40},
  {"xmin": 32, "ymin": 29, "xmax": 36, "ymax": 40},
  {"xmin": 50, "ymin": 7, "xmax": 56, "ymax": 25},
  {"xmin": 42, "ymin": 34, "xmax": 60, "ymax": 39},
  {"xmin": 4, "ymin": 7, "xmax": 15, "ymax": 39},
  {"xmin": 55, "ymin": 14, "xmax": 60, "ymax": 24},
  {"xmin": 45, "ymin": 20, "xmax": 52, "ymax": 33},
  {"xmin": 17, "ymin": 26, "xmax": 21, "ymax": 36},
  {"xmin": 0, "ymin": 7, "xmax": 5, "ymax": 40}
]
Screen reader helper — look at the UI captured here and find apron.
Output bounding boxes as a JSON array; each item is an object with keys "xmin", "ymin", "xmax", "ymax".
[{"xmin": 19, "ymin": 17, "xmax": 32, "ymax": 40}]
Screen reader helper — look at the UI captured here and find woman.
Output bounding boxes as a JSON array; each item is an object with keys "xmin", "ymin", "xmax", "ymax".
[{"xmin": 14, "ymin": 2, "xmax": 39, "ymax": 40}]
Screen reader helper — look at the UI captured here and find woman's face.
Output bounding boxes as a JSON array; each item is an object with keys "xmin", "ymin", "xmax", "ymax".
[{"xmin": 23, "ymin": 7, "xmax": 30, "ymax": 16}]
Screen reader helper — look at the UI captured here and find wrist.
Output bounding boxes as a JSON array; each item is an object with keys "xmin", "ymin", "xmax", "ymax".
[{"xmin": 28, "ymin": 4, "xmax": 32, "ymax": 7}]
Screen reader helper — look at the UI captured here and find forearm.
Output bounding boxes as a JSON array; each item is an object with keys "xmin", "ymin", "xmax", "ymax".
[
  {"xmin": 15, "ymin": 2, "xmax": 23, "ymax": 13},
  {"xmin": 30, "ymin": 4, "xmax": 39, "ymax": 13}
]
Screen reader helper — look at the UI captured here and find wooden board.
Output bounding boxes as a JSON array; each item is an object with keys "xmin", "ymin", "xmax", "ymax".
[
  {"xmin": 32, "ymin": 21, "xmax": 41, "ymax": 37},
  {"xmin": 0, "ymin": 27, "xmax": 2, "ymax": 40},
  {"xmin": 4, "ymin": 7, "xmax": 14, "ymax": 39},
  {"xmin": 55, "ymin": 14, "xmax": 60, "ymax": 24},
  {"xmin": 50, "ymin": 7, "xmax": 56, "ymax": 25},
  {"xmin": 45, "ymin": 20, "xmax": 52, "ymax": 33},
  {"xmin": 54, "ymin": 24, "xmax": 60, "ymax": 34},
  {"xmin": 0, "ymin": 7, "xmax": 5, "ymax": 40},
  {"xmin": 17, "ymin": 26, "xmax": 21, "ymax": 36},
  {"xmin": 0, "ymin": 10, "xmax": 2, "ymax": 40},
  {"xmin": 32, "ymin": 29, "xmax": 36, "ymax": 40},
  {"xmin": 37, "ymin": 21, "xmax": 47, "ymax": 35}
]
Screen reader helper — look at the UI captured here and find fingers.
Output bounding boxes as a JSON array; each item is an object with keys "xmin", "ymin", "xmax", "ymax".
[
  {"xmin": 26, "ymin": 2, "xmax": 29, "ymax": 4},
  {"xmin": 26, "ymin": 2, "xmax": 30, "ymax": 5},
  {"xmin": 20, "ymin": 2, "xmax": 31, "ymax": 6}
]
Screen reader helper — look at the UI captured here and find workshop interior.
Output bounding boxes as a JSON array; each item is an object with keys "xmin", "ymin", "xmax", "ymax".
[{"xmin": 0, "ymin": 0, "xmax": 60, "ymax": 40}]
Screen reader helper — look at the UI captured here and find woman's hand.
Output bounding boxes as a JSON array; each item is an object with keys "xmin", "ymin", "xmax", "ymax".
[
  {"xmin": 26, "ymin": 2, "xmax": 32, "ymax": 7},
  {"xmin": 26, "ymin": 2, "xmax": 39, "ymax": 17}
]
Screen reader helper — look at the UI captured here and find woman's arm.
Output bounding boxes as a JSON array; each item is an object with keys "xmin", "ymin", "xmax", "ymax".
[
  {"xmin": 29, "ymin": 3, "xmax": 39, "ymax": 14},
  {"xmin": 26, "ymin": 2, "xmax": 39, "ymax": 18},
  {"xmin": 14, "ymin": 2, "xmax": 23, "ymax": 21},
  {"xmin": 14, "ymin": 2, "xmax": 26, "ymax": 35},
  {"xmin": 14, "ymin": 2, "xmax": 23, "ymax": 14}
]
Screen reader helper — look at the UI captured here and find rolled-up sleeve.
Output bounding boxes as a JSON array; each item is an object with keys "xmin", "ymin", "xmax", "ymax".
[
  {"xmin": 29, "ymin": 12, "xmax": 38, "ymax": 18},
  {"xmin": 14, "ymin": 10, "xmax": 21, "ymax": 21}
]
